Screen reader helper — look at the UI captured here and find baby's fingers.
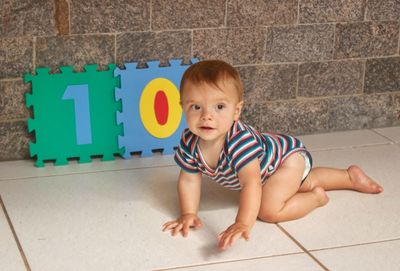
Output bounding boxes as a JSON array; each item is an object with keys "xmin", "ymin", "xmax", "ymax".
[
  {"xmin": 182, "ymin": 223, "xmax": 190, "ymax": 237},
  {"xmin": 218, "ymin": 230, "xmax": 248, "ymax": 250},
  {"xmin": 242, "ymin": 231, "xmax": 250, "ymax": 241},
  {"xmin": 194, "ymin": 218, "xmax": 203, "ymax": 228},
  {"xmin": 218, "ymin": 232, "xmax": 233, "ymax": 250},
  {"xmin": 172, "ymin": 223, "xmax": 183, "ymax": 236},
  {"xmin": 228, "ymin": 232, "xmax": 243, "ymax": 247},
  {"xmin": 162, "ymin": 221, "xmax": 178, "ymax": 232}
]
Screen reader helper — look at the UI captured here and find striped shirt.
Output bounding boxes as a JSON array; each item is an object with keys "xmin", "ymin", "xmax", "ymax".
[{"xmin": 174, "ymin": 120, "xmax": 312, "ymax": 191}]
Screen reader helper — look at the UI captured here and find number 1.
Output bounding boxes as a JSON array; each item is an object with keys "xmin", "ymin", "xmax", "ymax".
[{"xmin": 62, "ymin": 84, "xmax": 93, "ymax": 145}]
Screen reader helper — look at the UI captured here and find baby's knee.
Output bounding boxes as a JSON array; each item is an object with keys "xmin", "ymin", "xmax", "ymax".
[{"xmin": 258, "ymin": 209, "xmax": 282, "ymax": 223}]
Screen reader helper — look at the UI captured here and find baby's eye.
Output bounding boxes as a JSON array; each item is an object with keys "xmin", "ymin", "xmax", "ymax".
[
  {"xmin": 216, "ymin": 104, "xmax": 225, "ymax": 110},
  {"xmin": 190, "ymin": 104, "xmax": 201, "ymax": 110}
]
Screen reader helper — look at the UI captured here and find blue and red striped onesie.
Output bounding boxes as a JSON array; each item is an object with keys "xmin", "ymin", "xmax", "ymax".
[{"xmin": 174, "ymin": 120, "xmax": 312, "ymax": 190}]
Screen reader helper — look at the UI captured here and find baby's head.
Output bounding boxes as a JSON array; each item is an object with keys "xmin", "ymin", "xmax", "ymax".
[{"xmin": 180, "ymin": 60, "xmax": 243, "ymax": 103}]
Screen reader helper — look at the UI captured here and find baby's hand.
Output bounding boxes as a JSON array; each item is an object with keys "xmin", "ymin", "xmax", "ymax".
[
  {"xmin": 218, "ymin": 222, "xmax": 250, "ymax": 250},
  {"xmin": 162, "ymin": 213, "xmax": 203, "ymax": 237}
]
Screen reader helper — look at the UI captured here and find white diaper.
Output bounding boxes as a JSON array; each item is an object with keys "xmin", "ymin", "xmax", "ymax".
[{"xmin": 298, "ymin": 151, "xmax": 312, "ymax": 181}]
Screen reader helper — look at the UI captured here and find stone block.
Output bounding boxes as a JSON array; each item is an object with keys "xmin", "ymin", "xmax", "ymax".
[
  {"xmin": 70, "ymin": 0, "xmax": 150, "ymax": 33},
  {"xmin": 237, "ymin": 64, "xmax": 297, "ymax": 102},
  {"xmin": 366, "ymin": 0, "xmax": 400, "ymax": 20},
  {"xmin": 227, "ymin": 0, "xmax": 297, "ymax": 26},
  {"xmin": 152, "ymin": 0, "xmax": 225, "ymax": 30},
  {"xmin": 298, "ymin": 60, "xmax": 364, "ymax": 97},
  {"xmin": 365, "ymin": 57, "xmax": 400, "ymax": 94},
  {"xmin": 327, "ymin": 94, "xmax": 394, "ymax": 130},
  {"xmin": 55, "ymin": 0, "xmax": 70, "ymax": 35},
  {"xmin": 0, "ymin": 37, "xmax": 33, "ymax": 78},
  {"xmin": 335, "ymin": 21, "xmax": 399, "ymax": 59},
  {"xmin": 265, "ymin": 24, "xmax": 334, "ymax": 63},
  {"xmin": 193, "ymin": 27, "xmax": 265, "ymax": 65},
  {"xmin": 116, "ymin": 31, "xmax": 192, "ymax": 66},
  {"xmin": 36, "ymin": 35, "xmax": 114, "ymax": 72},
  {"xmin": 241, "ymin": 99, "xmax": 329, "ymax": 135},
  {"xmin": 0, "ymin": 0, "xmax": 56, "ymax": 37},
  {"xmin": 300, "ymin": 0, "xmax": 365, "ymax": 23},
  {"xmin": 0, "ymin": 121, "xmax": 30, "ymax": 160},
  {"xmin": 0, "ymin": 80, "xmax": 29, "ymax": 121},
  {"xmin": 393, "ymin": 93, "xmax": 400, "ymax": 126}
]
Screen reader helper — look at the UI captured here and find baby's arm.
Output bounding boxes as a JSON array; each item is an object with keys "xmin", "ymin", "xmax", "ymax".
[
  {"xmin": 218, "ymin": 159, "xmax": 262, "ymax": 250},
  {"xmin": 162, "ymin": 169, "xmax": 203, "ymax": 237}
]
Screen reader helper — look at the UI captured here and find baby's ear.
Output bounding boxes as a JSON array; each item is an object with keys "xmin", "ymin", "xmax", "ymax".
[{"xmin": 234, "ymin": 101, "xmax": 244, "ymax": 120}]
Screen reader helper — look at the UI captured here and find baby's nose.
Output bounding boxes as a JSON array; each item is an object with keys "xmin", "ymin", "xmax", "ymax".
[{"xmin": 201, "ymin": 109, "xmax": 212, "ymax": 120}]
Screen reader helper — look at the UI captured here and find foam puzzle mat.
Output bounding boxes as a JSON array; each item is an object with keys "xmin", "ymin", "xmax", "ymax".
[{"xmin": 24, "ymin": 59, "xmax": 197, "ymax": 167}]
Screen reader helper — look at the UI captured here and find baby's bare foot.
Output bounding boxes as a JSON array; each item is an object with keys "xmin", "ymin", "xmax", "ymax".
[
  {"xmin": 347, "ymin": 165, "xmax": 383, "ymax": 194},
  {"xmin": 312, "ymin": 186, "xmax": 329, "ymax": 207}
]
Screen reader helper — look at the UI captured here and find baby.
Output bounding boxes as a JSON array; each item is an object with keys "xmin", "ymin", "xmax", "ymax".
[{"xmin": 162, "ymin": 60, "xmax": 383, "ymax": 250}]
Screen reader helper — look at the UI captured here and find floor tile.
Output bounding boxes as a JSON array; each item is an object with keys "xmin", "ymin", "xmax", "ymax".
[
  {"xmin": 312, "ymin": 240, "xmax": 400, "ymax": 271},
  {"xmin": 0, "ymin": 166, "xmax": 301, "ymax": 271},
  {"xmin": 280, "ymin": 144, "xmax": 400, "ymax": 250},
  {"xmin": 297, "ymin": 129, "xmax": 390, "ymax": 151},
  {"xmin": 373, "ymin": 126, "xmax": 400, "ymax": 143},
  {"xmin": 169, "ymin": 253, "xmax": 323, "ymax": 271},
  {"xmin": 0, "ymin": 154, "xmax": 175, "ymax": 181},
  {"xmin": 0, "ymin": 200, "xmax": 26, "ymax": 271}
]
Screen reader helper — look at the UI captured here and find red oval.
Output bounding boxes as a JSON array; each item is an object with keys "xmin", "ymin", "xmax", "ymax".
[{"xmin": 154, "ymin": 90, "xmax": 169, "ymax": 125}]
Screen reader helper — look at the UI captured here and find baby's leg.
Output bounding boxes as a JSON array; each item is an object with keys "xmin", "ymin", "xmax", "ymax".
[
  {"xmin": 258, "ymin": 153, "xmax": 329, "ymax": 223},
  {"xmin": 300, "ymin": 165, "xmax": 383, "ymax": 193}
]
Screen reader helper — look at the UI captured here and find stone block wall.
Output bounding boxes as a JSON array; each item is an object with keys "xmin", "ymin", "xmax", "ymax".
[{"xmin": 1, "ymin": 0, "xmax": 399, "ymax": 161}]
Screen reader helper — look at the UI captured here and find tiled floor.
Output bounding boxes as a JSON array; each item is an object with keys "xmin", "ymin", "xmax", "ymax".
[{"xmin": 1, "ymin": 127, "xmax": 399, "ymax": 271}]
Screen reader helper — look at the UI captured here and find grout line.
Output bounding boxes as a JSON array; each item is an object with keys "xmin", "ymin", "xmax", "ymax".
[
  {"xmin": 0, "ymin": 163, "xmax": 177, "ymax": 182},
  {"xmin": 149, "ymin": 0, "xmax": 153, "ymax": 31},
  {"xmin": 297, "ymin": 0, "xmax": 300, "ymax": 24},
  {"xmin": 0, "ymin": 136, "xmax": 397, "ymax": 182},
  {"xmin": 114, "ymin": 34, "xmax": 117, "ymax": 63},
  {"xmin": 308, "ymin": 141, "xmax": 395, "ymax": 153},
  {"xmin": 296, "ymin": 63, "xmax": 300, "ymax": 98},
  {"xmin": 332, "ymin": 23, "xmax": 337, "ymax": 59},
  {"xmin": 236, "ymin": 54, "xmax": 399, "ymax": 67},
  {"xmin": 397, "ymin": 21, "xmax": 400, "ymax": 55},
  {"xmin": 0, "ymin": 195, "xmax": 31, "ymax": 271},
  {"xmin": 309, "ymin": 237, "xmax": 400, "ymax": 253},
  {"xmin": 263, "ymin": 25, "xmax": 268, "ymax": 63},
  {"xmin": 0, "ymin": 118, "xmax": 28, "ymax": 123},
  {"xmin": 0, "ymin": 77, "xmax": 23, "ymax": 82},
  {"xmin": 369, "ymin": 129, "xmax": 398, "ymax": 144},
  {"xmin": 68, "ymin": 0, "xmax": 71, "ymax": 34},
  {"xmin": 276, "ymin": 224, "xmax": 329, "ymax": 271},
  {"xmin": 155, "ymin": 252, "xmax": 306, "ymax": 271},
  {"xmin": 32, "ymin": 36, "xmax": 36, "ymax": 70},
  {"xmin": 191, "ymin": 29, "xmax": 194, "ymax": 58},
  {"xmin": 158, "ymin": 237, "xmax": 400, "ymax": 271},
  {"xmin": 224, "ymin": 0, "xmax": 228, "ymax": 27},
  {"xmin": 361, "ymin": 58, "xmax": 366, "ymax": 94}
]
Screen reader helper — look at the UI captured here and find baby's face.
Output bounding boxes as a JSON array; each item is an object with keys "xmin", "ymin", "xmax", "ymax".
[{"xmin": 180, "ymin": 79, "xmax": 243, "ymax": 145}]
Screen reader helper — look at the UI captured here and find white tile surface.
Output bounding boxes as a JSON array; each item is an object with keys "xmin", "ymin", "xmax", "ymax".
[
  {"xmin": 1, "ymin": 129, "xmax": 399, "ymax": 270},
  {"xmin": 0, "ymin": 154, "xmax": 175, "ymax": 181},
  {"xmin": 170, "ymin": 253, "xmax": 323, "ymax": 271},
  {"xmin": 280, "ymin": 144, "xmax": 400, "ymax": 250},
  {"xmin": 0, "ymin": 202, "xmax": 26, "ymax": 271},
  {"xmin": 297, "ymin": 129, "xmax": 390, "ymax": 151},
  {"xmin": 373, "ymin": 126, "xmax": 400, "ymax": 143},
  {"xmin": 0, "ymin": 166, "xmax": 301, "ymax": 271},
  {"xmin": 312, "ymin": 240, "xmax": 400, "ymax": 271}
]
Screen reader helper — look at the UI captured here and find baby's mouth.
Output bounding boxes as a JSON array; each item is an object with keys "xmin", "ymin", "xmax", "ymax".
[{"xmin": 200, "ymin": 126, "xmax": 214, "ymax": 130}]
